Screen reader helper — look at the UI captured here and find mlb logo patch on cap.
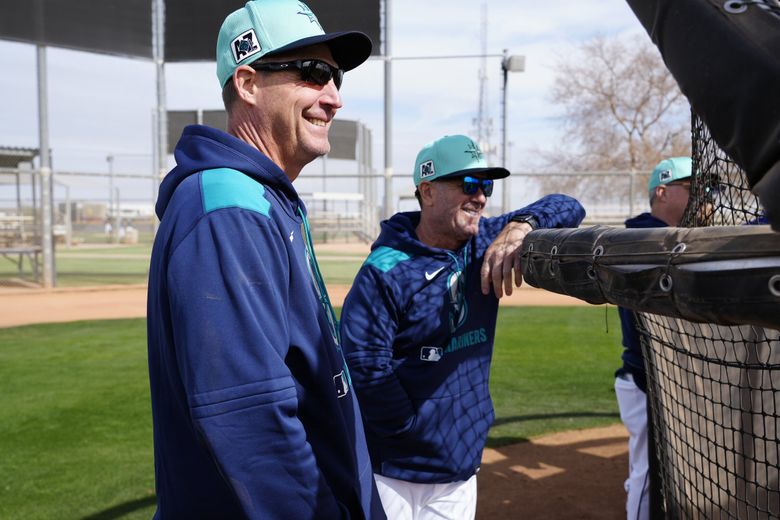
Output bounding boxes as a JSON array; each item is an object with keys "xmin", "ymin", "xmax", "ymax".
[
  {"xmin": 419, "ymin": 160, "xmax": 435, "ymax": 180},
  {"xmin": 658, "ymin": 169, "xmax": 673, "ymax": 183},
  {"xmin": 231, "ymin": 29, "xmax": 261, "ymax": 63}
]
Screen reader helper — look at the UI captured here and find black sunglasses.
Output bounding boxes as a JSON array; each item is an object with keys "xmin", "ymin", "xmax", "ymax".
[
  {"xmin": 436, "ymin": 175, "xmax": 494, "ymax": 197},
  {"xmin": 461, "ymin": 175, "xmax": 494, "ymax": 197},
  {"xmin": 251, "ymin": 59, "xmax": 344, "ymax": 89}
]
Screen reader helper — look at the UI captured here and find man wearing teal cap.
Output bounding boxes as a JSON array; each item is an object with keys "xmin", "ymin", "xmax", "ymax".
[
  {"xmin": 615, "ymin": 156, "xmax": 693, "ymax": 520},
  {"xmin": 341, "ymin": 135, "xmax": 585, "ymax": 519},
  {"xmin": 147, "ymin": 1, "xmax": 384, "ymax": 518}
]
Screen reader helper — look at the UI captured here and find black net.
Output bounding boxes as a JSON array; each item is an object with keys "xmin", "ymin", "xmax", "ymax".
[
  {"xmin": 683, "ymin": 113, "xmax": 766, "ymax": 228},
  {"xmin": 639, "ymin": 113, "xmax": 780, "ymax": 518},
  {"xmin": 640, "ymin": 319, "xmax": 780, "ymax": 518}
]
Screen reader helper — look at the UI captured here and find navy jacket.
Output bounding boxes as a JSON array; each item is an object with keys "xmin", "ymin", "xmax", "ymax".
[
  {"xmin": 147, "ymin": 125, "xmax": 384, "ymax": 519},
  {"xmin": 341, "ymin": 196, "xmax": 585, "ymax": 483},
  {"xmin": 616, "ymin": 212, "xmax": 668, "ymax": 393}
]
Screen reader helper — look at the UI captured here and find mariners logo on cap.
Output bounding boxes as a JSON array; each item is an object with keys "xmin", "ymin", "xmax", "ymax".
[
  {"xmin": 231, "ymin": 29, "xmax": 261, "ymax": 63},
  {"xmin": 659, "ymin": 169, "xmax": 673, "ymax": 182},
  {"xmin": 419, "ymin": 160, "xmax": 435, "ymax": 179},
  {"xmin": 464, "ymin": 142, "xmax": 483, "ymax": 160},
  {"xmin": 296, "ymin": 2, "xmax": 322, "ymax": 28}
]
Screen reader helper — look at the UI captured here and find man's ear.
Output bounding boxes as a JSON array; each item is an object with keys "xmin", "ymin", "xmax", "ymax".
[
  {"xmin": 655, "ymin": 185, "xmax": 667, "ymax": 202},
  {"xmin": 233, "ymin": 66, "xmax": 258, "ymax": 106},
  {"xmin": 418, "ymin": 182, "xmax": 434, "ymax": 206}
]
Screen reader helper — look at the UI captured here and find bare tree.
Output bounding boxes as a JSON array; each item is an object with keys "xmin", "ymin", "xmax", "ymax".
[
  {"xmin": 536, "ymin": 34, "xmax": 691, "ymax": 209},
  {"xmin": 549, "ymin": 33, "xmax": 690, "ymax": 172}
]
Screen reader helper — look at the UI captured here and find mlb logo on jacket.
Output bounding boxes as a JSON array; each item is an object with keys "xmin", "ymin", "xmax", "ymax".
[{"xmin": 420, "ymin": 347, "xmax": 442, "ymax": 362}]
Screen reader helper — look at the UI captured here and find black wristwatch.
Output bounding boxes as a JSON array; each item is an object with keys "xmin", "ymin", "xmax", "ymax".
[{"xmin": 510, "ymin": 214, "xmax": 539, "ymax": 230}]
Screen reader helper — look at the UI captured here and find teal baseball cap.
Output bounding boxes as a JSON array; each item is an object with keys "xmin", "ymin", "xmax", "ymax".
[
  {"xmin": 413, "ymin": 135, "xmax": 510, "ymax": 186},
  {"xmin": 216, "ymin": 0, "xmax": 372, "ymax": 87},
  {"xmin": 648, "ymin": 157, "xmax": 693, "ymax": 194}
]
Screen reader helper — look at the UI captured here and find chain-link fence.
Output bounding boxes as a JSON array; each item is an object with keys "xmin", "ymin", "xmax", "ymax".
[
  {"xmin": 0, "ymin": 168, "xmax": 41, "ymax": 287},
  {"xmin": 508, "ymin": 171, "xmax": 650, "ymax": 225},
  {"xmin": 1, "ymin": 165, "xmax": 648, "ymax": 288}
]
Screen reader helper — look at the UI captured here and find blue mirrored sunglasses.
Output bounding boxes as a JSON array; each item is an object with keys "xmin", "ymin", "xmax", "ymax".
[
  {"xmin": 461, "ymin": 175, "xmax": 494, "ymax": 197},
  {"xmin": 251, "ymin": 59, "xmax": 344, "ymax": 89}
]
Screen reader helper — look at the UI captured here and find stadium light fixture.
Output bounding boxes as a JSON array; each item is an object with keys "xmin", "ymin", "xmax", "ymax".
[{"xmin": 501, "ymin": 51, "xmax": 525, "ymax": 213}]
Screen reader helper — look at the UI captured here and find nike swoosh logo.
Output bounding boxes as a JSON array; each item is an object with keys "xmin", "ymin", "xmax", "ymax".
[{"xmin": 425, "ymin": 266, "xmax": 445, "ymax": 281}]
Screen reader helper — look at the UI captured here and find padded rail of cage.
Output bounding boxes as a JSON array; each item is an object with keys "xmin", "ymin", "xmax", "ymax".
[
  {"xmin": 522, "ymin": 225, "xmax": 780, "ymax": 518},
  {"xmin": 520, "ymin": 225, "xmax": 780, "ymax": 331}
]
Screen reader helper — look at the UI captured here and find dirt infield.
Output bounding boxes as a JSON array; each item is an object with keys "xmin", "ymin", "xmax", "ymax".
[
  {"xmin": 0, "ymin": 284, "xmax": 625, "ymax": 518},
  {"xmin": 478, "ymin": 424, "xmax": 628, "ymax": 519},
  {"xmin": 0, "ymin": 283, "xmax": 587, "ymax": 328}
]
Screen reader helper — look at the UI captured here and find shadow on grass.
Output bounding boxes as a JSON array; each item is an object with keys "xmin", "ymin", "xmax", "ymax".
[
  {"xmin": 488, "ymin": 411, "xmax": 621, "ymax": 447},
  {"xmin": 81, "ymin": 495, "xmax": 156, "ymax": 520}
]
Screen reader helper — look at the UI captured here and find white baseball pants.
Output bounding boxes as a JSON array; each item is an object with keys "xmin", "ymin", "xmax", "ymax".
[
  {"xmin": 374, "ymin": 473, "xmax": 477, "ymax": 520},
  {"xmin": 615, "ymin": 373, "xmax": 650, "ymax": 520}
]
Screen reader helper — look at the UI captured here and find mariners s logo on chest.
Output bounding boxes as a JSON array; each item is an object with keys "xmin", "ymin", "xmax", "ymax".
[{"xmin": 448, "ymin": 270, "xmax": 468, "ymax": 332}]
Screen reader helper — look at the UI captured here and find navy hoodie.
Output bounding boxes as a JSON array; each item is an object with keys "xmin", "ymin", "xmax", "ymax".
[
  {"xmin": 616, "ymin": 211, "xmax": 668, "ymax": 393},
  {"xmin": 341, "ymin": 195, "xmax": 585, "ymax": 483},
  {"xmin": 147, "ymin": 125, "xmax": 384, "ymax": 519}
]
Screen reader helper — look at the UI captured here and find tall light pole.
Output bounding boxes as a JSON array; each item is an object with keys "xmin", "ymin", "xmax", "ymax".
[
  {"xmin": 152, "ymin": 0, "xmax": 167, "ymax": 204},
  {"xmin": 501, "ymin": 50, "xmax": 525, "ymax": 213}
]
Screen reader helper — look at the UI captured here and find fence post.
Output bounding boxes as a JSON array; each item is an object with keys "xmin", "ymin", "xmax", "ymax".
[{"xmin": 37, "ymin": 45, "xmax": 54, "ymax": 288}]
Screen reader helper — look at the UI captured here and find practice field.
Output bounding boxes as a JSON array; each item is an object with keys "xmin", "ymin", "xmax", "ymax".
[
  {"xmin": 0, "ymin": 243, "xmax": 366, "ymax": 287},
  {"xmin": 0, "ymin": 307, "xmax": 623, "ymax": 519}
]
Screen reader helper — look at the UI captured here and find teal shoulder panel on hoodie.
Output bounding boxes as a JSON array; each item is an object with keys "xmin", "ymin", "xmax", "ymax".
[
  {"xmin": 200, "ymin": 168, "xmax": 271, "ymax": 217},
  {"xmin": 364, "ymin": 246, "xmax": 411, "ymax": 273}
]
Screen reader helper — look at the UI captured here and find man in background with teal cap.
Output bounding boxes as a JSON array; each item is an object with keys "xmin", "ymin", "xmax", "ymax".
[
  {"xmin": 341, "ymin": 135, "xmax": 585, "ymax": 519},
  {"xmin": 146, "ymin": 1, "xmax": 384, "ymax": 518},
  {"xmin": 614, "ymin": 156, "xmax": 693, "ymax": 520}
]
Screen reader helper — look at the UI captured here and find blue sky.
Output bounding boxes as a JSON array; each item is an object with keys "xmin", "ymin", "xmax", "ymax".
[{"xmin": 0, "ymin": 0, "xmax": 645, "ymax": 208}]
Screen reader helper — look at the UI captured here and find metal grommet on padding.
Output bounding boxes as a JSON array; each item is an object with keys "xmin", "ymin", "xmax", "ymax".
[
  {"xmin": 548, "ymin": 246, "xmax": 559, "ymax": 276},
  {"xmin": 528, "ymin": 243, "xmax": 534, "ymax": 252},
  {"xmin": 769, "ymin": 275, "xmax": 780, "ymax": 298},
  {"xmin": 672, "ymin": 243, "xmax": 687, "ymax": 255},
  {"xmin": 586, "ymin": 265, "xmax": 597, "ymax": 280},
  {"xmin": 723, "ymin": 1, "xmax": 747, "ymax": 14},
  {"xmin": 659, "ymin": 274, "xmax": 673, "ymax": 292},
  {"xmin": 593, "ymin": 245, "xmax": 604, "ymax": 257}
]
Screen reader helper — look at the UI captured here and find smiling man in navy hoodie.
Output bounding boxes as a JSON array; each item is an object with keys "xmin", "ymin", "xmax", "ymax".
[
  {"xmin": 146, "ymin": 1, "xmax": 385, "ymax": 518},
  {"xmin": 341, "ymin": 134, "xmax": 585, "ymax": 519}
]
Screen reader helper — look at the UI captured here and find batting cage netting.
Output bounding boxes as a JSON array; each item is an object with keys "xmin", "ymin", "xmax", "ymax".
[
  {"xmin": 520, "ymin": 0, "xmax": 780, "ymax": 516},
  {"xmin": 520, "ymin": 112, "xmax": 780, "ymax": 519},
  {"xmin": 687, "ymin": 115, "xmax": 766, "ymax": 228},
  {"xmin": 643, "ymin": 114, "xmax": 779, "ymax": 519}
]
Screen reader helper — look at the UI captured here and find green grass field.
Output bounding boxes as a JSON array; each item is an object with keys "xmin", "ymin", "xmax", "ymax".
[
  {"xmin": 0, "ymin": 306, "xmax": 622, "ymax": 519},
  {"xmin": 0, "ymin": 244, "xmax": 365, "ymax": 287}
]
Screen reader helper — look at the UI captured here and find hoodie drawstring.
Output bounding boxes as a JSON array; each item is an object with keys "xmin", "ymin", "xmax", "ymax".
[{"xmin": 298, "ymin": 207, "xmax": 353, "ymax": 387}]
